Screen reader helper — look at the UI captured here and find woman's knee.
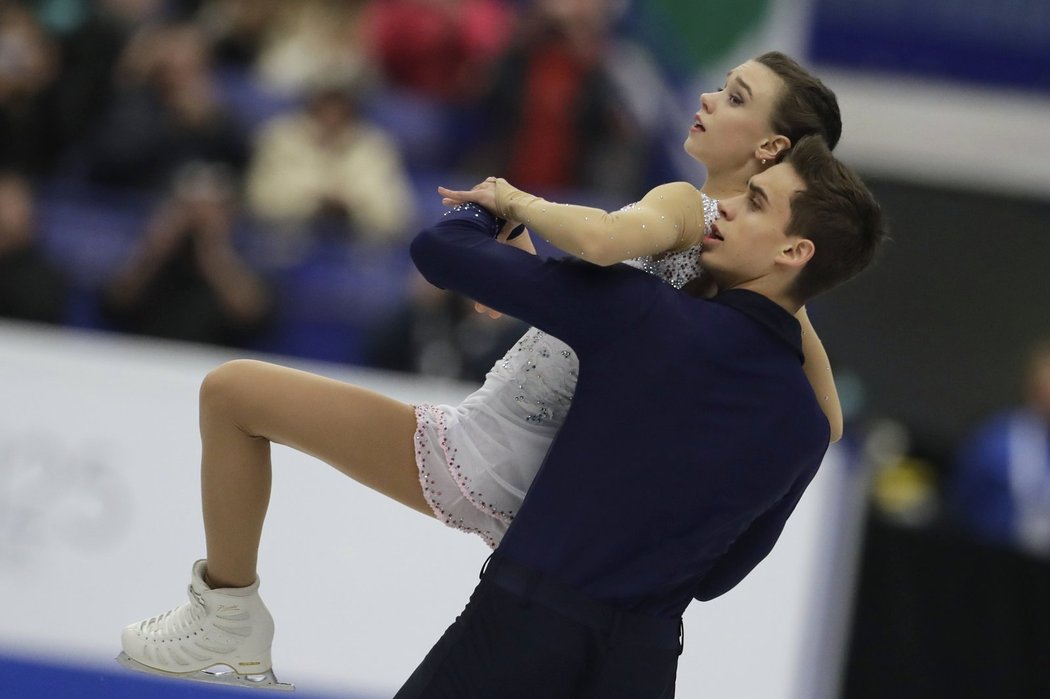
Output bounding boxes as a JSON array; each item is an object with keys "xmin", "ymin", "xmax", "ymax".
[{"xmin": 199, "ymin": 359, "xmax": 268, "ymax": 421}]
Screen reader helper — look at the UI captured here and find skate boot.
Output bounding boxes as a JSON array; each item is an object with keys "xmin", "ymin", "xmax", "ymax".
[{"xmin": 117, "ymin": 560, "xmax": 293, "ymax": 691}]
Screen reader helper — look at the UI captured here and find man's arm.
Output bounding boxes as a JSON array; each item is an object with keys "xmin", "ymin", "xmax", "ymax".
[
  {"xmin": 693, "ymin": 465, "xmax": 819, "ymax": 602},
  {"xmin": 411, "ymin": 204, "xmax": 658, "ymax": 354}
]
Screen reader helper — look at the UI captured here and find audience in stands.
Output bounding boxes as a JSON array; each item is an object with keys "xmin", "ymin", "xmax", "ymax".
[
  {"xmin": 364, "ymin": 272, "xmax": 527, "ymax": 383},
  {"xmin": 41, "ymin": 0, "xmax": 169, "ymax": 171},
  {"xmin": 194, "ymin": 0, "xmax": 281, "ymax": 73},
  {"xmin": 361, "ymin": 0, "xmax": 515, "ymax": 103},
  {"xmin": 0, "ymin": 0, "xmax": 671, "ymax": 379},
  {"xmin": 245, "ymin": 72, "xmax": 416, "ymax": 242},
  {"xmin": 464, "ymin": 0, "xmax": 647, "ymax": 199},
  {"xmin": 244, "ymin": 0, "xmax": 370, "ymax": 96},
  {"xmin": 0, "ymin": 3, "xmax": 63, "ymax": 176},
  {"xmin": 84, "ymin": 21, "xmax": 249, "ymax": 189},
  {"xmin": 950, "ymin": 339, "xmax": 1050, "ymax": 556},
  {"xmin": 0, "ymin": 171, "xmax": 69, "ymax": 324},
  {"xmin": 101, "ymin": 162, "xmax": 273, "ymax": 347}
]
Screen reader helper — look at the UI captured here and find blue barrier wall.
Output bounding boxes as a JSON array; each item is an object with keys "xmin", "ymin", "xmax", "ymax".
[
  {"xmin": 810, "ymin": 0, "xmax": 1050, "ymax": 90},
  {"xmin": 0, "ymin": 653, "xmax": 353, "ymax": 699}
]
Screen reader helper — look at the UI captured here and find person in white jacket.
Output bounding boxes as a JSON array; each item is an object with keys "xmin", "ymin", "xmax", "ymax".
[{"xmin": 246, "ymin": 76, "xmax": 417, "ymax": 242}]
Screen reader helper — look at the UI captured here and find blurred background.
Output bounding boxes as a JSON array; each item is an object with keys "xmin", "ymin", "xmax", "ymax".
[{"xmin": 0, "ymin": 0, "xmax": 1048, "ymax": 697}]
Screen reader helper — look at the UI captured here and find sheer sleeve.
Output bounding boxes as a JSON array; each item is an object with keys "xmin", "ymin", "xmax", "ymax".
[{"xmin": 493, "ymin": 179, "xmax": 708, "ymax": 266}]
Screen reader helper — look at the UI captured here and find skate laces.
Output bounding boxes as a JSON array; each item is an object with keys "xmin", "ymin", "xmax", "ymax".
[{"xmin": 140, "ymin": 585, "xmax": 207, "ymax": 637}]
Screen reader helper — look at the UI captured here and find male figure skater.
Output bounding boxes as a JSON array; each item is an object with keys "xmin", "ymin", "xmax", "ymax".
[{"xmin": 396, "ymin": 135, "xmax": 885, "ymax": 697}]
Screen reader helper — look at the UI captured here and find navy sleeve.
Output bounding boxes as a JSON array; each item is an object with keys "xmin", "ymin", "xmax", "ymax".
[
  {"xmin": 411, "ymin": 204, "xmax": 659, "ymax": 355},
  {"xmin": 693, "ymin": 465, "xmax": 819, "ymax": 602}
]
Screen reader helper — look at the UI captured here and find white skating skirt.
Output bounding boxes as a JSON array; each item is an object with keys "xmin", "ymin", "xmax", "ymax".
[{"xmin": 413, "ymin": 394, "xmax": 560, "ymax": 548}]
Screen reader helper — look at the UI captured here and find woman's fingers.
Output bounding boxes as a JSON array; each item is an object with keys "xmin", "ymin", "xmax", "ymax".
[
  {"xmin": 438, "ymin": 181, "xmax": 496, "ymax": 210},
  {"xmin": 473, "ymin": 301, "xmax": 503, "ymax": 320},
  {"xmin": 437, "ymin": 185, "xmax": 470, "ymax": 199}
]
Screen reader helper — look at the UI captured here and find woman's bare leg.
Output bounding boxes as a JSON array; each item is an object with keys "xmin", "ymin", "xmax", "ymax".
[{"xmin": 198, "ymin": 359, "xmax": 430, "ymax": 589}]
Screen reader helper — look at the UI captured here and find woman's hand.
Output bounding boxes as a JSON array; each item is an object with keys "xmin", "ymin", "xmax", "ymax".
[
  {"xmin": 473, "ymin": 301, "xmax": 503, "ymax": 319},
  {"xmin": 437, "ymin": 177, "xmax": 500, "ymax": 213}
]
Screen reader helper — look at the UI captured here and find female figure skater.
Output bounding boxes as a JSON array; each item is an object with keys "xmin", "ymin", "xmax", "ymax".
[{"xmin": 118, "ymin": 51, "xmax": 842, "ymax": 689}]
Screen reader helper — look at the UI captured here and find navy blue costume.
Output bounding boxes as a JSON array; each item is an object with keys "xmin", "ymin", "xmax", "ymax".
[{"xmin": 396, "ymin": 205, "xmax": 830, "ymax": 698}]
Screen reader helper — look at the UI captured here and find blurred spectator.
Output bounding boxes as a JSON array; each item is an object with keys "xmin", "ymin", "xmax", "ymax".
[
  {"xmin": 361, "ymin": 0, "xmax": 515, "ymax": 102},
  {"xmin": 0, "ymin": 3, "xmax": 63, "ymax": 175},
  {"xmin": 950, "ymin": 339, "xmax": 1050, "ymax": 555},
  {"xmin": 84, "ymin": 21, "xmax": 249, "ymax": 189},
  {"xmin": 102, "ymin": 162, "xmax": 273, "ymax": 347},
  {"xmin": 44, "ymin": 0, "xmax": 167, "ymax": 155},
  {"xmin": 466, "ymin": 0, "xmax": 647, "ymax": 198},
  {"xmin": 365, "ymin": 273, "xmax": 527, "ymax": 383},
  {"xmin": 0, "ymin": 171, "xmax": 69, "ymax": 323},
  {"xmin": 248, "ymin": 0, "xmax": 369, "ymax": 96},
  {"xmin": 194, "ymin": 0, "xmax": 281, "ymax": 71},
  {"xmin": 245, "ymin": 74, "xmax": 416, "ymax": 242}
]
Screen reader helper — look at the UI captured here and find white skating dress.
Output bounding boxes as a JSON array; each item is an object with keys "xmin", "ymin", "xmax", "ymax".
[{"xmin": 414, "ymin": 192, "xmax": 719, "ymax": 547}]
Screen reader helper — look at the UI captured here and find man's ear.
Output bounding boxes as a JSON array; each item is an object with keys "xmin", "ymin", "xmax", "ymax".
[
  {"xmin": 757, "ymin": 135, "xmax": 792, "ymax": 164},
  {"xmin": 778, "ymin": 238, "xmax": 814, "ymax": 269}
]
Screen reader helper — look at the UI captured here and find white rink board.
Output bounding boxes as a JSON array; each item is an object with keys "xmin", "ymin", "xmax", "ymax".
[{"xmin": 0, "ymin": 321, "xmax": 853, "ymax": 698}]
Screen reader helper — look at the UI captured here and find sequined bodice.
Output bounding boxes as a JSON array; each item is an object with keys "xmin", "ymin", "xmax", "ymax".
[
  {"xmin": 622, "ymin": 192, "xmax": 719, "ymax": 289},
  {"xmin": 471, "ymin": 192, "xmax": 719, "ymax": 428}
]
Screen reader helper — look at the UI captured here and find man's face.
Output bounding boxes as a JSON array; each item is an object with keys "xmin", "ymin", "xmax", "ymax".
[{"xmin": 699, "ymin": 162, "xmax": 806, "ymax": 289}]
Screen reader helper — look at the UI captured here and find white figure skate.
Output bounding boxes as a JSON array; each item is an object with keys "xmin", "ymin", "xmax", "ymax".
[{"xmin": 117, "ymin": 560, "xmax": 293, "ymax": 691}]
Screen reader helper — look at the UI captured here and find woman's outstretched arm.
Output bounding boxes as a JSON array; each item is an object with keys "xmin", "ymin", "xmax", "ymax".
[{"xmin": 439, "ymin": 178, "xmax": 707, "ymax": 266}]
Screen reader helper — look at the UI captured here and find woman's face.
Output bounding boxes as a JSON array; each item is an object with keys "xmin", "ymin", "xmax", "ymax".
[{"xmin": 684, "ymin": 60, "xmax": 785, "ymax": 175}]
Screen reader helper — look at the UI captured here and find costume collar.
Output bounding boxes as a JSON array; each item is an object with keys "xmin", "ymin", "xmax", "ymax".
[{"xmin": 709, "ymin": 288, "xmax": 804, "ymax": 363}]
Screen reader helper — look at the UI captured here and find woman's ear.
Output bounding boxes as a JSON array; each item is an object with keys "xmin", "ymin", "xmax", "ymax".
[{"xmin": 757, "ymin": 135, "xmax": 792, "ymax": 164}]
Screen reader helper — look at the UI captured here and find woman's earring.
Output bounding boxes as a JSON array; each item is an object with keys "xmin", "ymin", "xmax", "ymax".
[{"xmin": 761, "ymin": 159, "xmax": 767, "ymax": 165}]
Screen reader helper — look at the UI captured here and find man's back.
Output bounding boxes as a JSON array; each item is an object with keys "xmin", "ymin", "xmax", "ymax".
[{"xmin": 498, "ymin": 282, "xmax": 829, "ymax": 617}]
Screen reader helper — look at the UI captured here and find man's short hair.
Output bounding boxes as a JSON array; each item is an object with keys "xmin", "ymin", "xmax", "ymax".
[{"xmin": 785, "ymin": 135, "xmax": 885, "ymax": 301}]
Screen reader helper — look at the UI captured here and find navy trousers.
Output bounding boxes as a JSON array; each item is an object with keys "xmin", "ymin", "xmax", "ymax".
[{"xmin": 394, "ymin": 556, "xmax": 682, "ymax": 698}]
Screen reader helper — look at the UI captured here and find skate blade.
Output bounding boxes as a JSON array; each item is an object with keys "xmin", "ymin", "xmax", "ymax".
[{"xmin": 116, "ymin": 651, "xmax": 295, "ymax": 691}]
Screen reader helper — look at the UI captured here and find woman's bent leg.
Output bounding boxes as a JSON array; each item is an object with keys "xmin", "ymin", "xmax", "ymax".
[{"xmin": 198, "ymin": 359, "xmax": 428, "ymax": 588}]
